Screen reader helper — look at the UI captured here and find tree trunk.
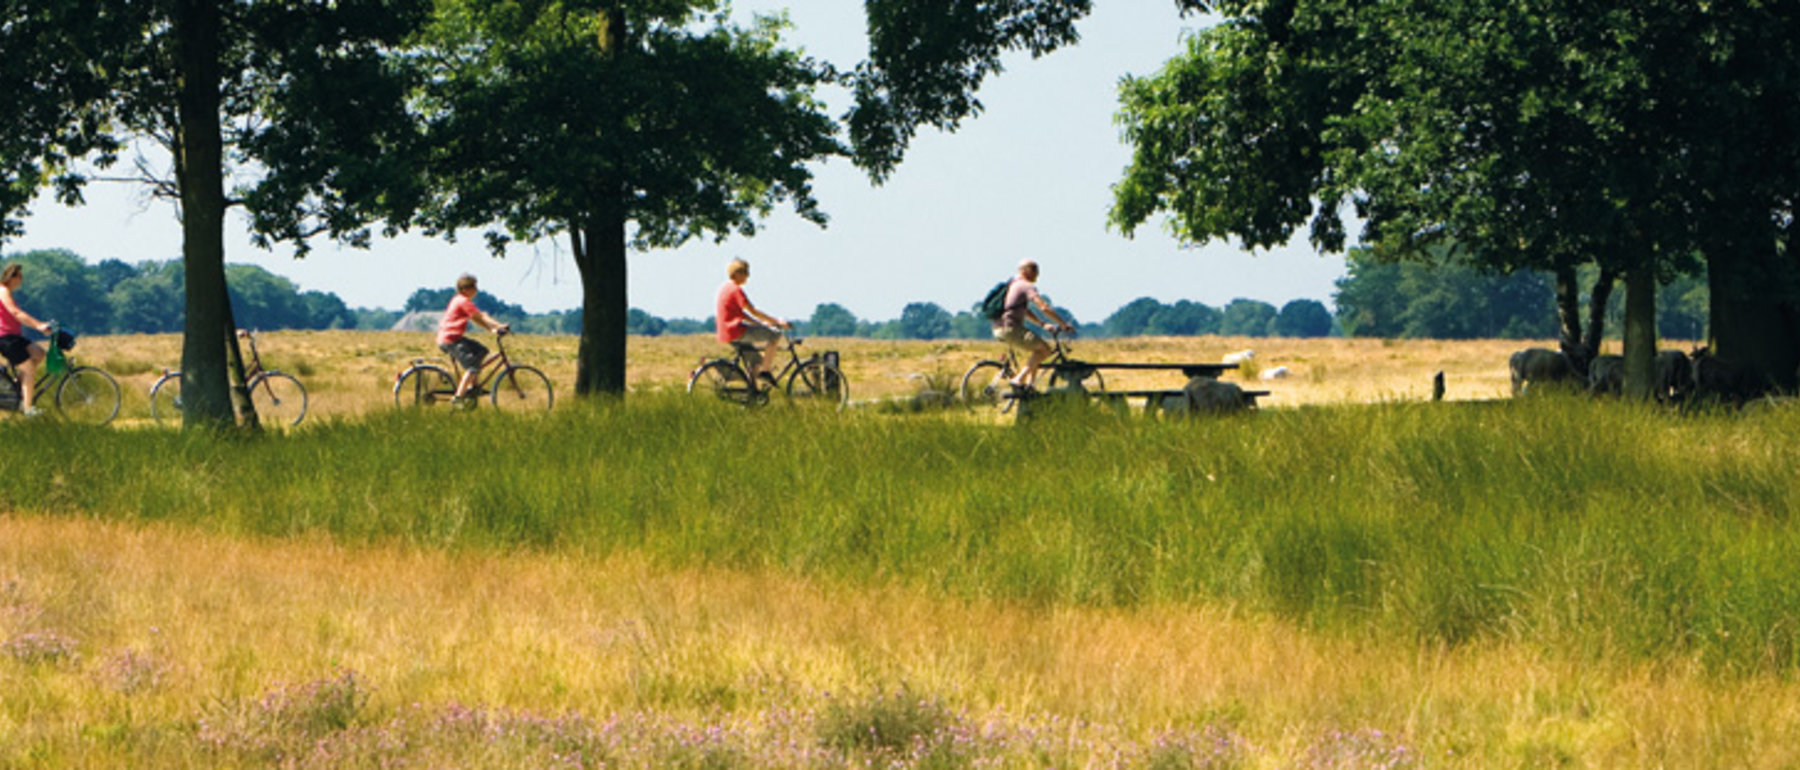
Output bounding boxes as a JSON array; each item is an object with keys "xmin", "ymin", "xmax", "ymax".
[
  {"xmin": 1622, "ymin": 269, "xmax": 1658, "ymax": 401},
  {"xmin": 1707, "ymin": 244, "xmax": 1800, "ymax": 392},
  {"xmin": 1553, "ymin": 262, "xmax": 1584, "ymax": 369},
  {"xmin": 221, "ymin": 286, "xmax": 259, "ymax": 430},
  {"xmin": 1583, "ymin": 267, "xmax": 1618, "ymax": 360},
  {"xmin": 174, "ymin": 0, "xmax": 233, "ymax": 430},
  {"xmin": 572, "ymin": 213, "xmax": 629, "ymax": 397}
]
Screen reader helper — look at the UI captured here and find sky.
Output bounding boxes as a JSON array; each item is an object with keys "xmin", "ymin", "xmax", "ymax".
[{"xmin": 3, "ymin": 1, "xmax": 1349, "ymax": 324}]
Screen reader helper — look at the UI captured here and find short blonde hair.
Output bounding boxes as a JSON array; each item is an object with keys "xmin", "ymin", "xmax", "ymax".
[
  {"xmin": 727, "ymin": 258, "xmax": 749, "ymax": 278},
  {"xmin": 456, "ymin": 274, "xmax": 478, "ymax": 292}
]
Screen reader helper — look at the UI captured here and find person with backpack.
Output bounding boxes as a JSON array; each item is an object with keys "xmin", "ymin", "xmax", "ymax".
[
  {"xmin": 0, "ymin": 263, "xmax": 54, "ymax": 417},
  {"xmin": 986, "ymin": 259, "xmax": 1074, "ymax": 392}
]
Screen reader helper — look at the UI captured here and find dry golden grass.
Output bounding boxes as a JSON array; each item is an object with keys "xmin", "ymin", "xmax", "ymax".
[
  {"xmin": 4, "ymin": 514, "xmax": 1799, "ymax": 767},
  {"xmin": 75, "ymin": 330, "xmax": 1580, "ymax": 425}
]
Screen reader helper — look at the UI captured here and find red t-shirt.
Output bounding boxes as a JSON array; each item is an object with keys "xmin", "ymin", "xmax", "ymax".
[
  {"xmin": 0, "ymin": 287, "xmax": 22, "ymax": 337},
  {"xmin": 716, "ymin": 281, "xmax": 750, "ymax": 344},
  {"xmin": 437, "ymin": 293, "xmax": 479, "ymax": 345}
]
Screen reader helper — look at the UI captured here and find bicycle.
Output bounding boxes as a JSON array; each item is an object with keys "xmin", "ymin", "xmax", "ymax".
[
  {"xmin": 150, "ymin": 330, "xmax": 308, "ymax": 426},
  {"xmin": 959, "ymin": 326, "xmax": 1102, "ymax": 410},
  {"xmin": 0, "ymin": 326, "xmax": 122, "ymax": 425},
  {"xmin": 393, "ymin": 329, "xmax": 553, "ymax": 412},
  {"xmin": 687, "ymin": 330, "xmax": 849, "ymax": 407}
]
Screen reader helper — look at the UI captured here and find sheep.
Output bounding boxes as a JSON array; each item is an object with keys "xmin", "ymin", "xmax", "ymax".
[
  {"xmin": 1509, "ymin": 348, "xmax": 1580, "ymax": 396},
  {"xmin": 1221, "ymin": 349, "xmax": 1256, "ymax": 365}
]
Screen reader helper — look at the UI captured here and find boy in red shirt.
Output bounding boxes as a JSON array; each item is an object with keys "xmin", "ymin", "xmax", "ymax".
[
  {"xmin": 438, "ymin": 274, "xmax": 510, "ymax": 402},
  {"xmin": 715, "ymin": 258, "xmax": 790, "ymax": 385}
]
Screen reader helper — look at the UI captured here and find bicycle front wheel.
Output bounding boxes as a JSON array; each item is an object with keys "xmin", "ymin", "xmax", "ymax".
[
  {"xmin": 247, "ymin": 371, "xmax": 308, "ymax": 426},
  {"xmin": 491, "ymin": 365, "xmax": 553, "ymax": 412},
  {"xmin": 56, "ymin": 367, "xmax": 122, "ymax": 426},
  {"xmin": 394, "ymin": 365, "xmax": 456, "ymax": 409},
  {"xmin": 788, "ymin": 360, "xmax": 850, "ymax": 406},
  {"xmin": 149, "ymin": 372, "xmax": 184, "ymax": 422},
  {"xmin": 688, "ymin": 360, "xmax": 758, "ymax": 406},
  {"xmin": 959, "ymin": 360, "xmax": 1012, "ymax": 407}
]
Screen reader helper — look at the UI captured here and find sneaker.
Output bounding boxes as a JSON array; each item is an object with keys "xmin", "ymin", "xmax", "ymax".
[{"xmin": 20, "ymin": 406, "xmax": 43, "ymax": 418}]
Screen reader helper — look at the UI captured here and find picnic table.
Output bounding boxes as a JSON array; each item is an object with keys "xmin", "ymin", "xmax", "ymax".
[{"xmin": 1041, "ymin": 359, "xmax": 1269, "ymax": 413}]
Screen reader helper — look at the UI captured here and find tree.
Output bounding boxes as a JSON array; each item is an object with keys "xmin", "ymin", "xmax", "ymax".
[
  {"xmin": 625, "ymin": 308, "xmax": 666, "ymax": 337},
  {"xmin": 1102, "ymin": 297, "xmax": 1163, "ymax": 337},
  {"xmin": 1, "ymin": 0, "xmax": 428, "ymax": 428},
  {"xmin": 1273, "ymin": 299, "xmax": 1333, "ymax": 338},
  {"xmin": 108, "ymin": 262, "xmax": 185, "ymax": 334},
  {"xmin": 1145, "ymin": 300, "xmax": 1217, "ymax": 336},
  {"xmin": 807, "ymin": 303, "xmax": 860, "ymax": 337},
  {"xmin": 410, "ymin": 2, "xmax": 843, "ymax": 399},
  {"xmin": 898, "ymin": 302, "xmax": 953, "ymax": 340},
  {"xmin": 1218, "ymin": 299, "xmax": 1276, "ymax": 337}
]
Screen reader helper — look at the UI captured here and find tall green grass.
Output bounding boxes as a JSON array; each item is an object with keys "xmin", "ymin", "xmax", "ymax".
[{"xmin": 9, "ymin": 395, "xmax": 1800, "ymax": 672}]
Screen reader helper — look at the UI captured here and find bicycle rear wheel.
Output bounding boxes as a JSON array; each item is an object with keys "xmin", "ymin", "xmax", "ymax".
[
  {"xmin": 149, "ymin": 372, "xmax": 183, "ymax": 422},
  {"xmin": 688, "ymin": 360, "xmax": 759, "ymax": 406},
  {"xmin": 56, "ymin": 367, "xmax": 122, "ymax": 426},
  {"xmin": 491, "ymin": 365, "xmax": 553, "ymax": 412},
  {"xmin": 959, "ymin": 360, "xmax": 1012, "ymax": 408},
  {"xmin": 394, "ymin": 365, "xmax": 456, "ymax": 409},
  {"xmin": 788, "ymin": 360, "xmax": 849, "ymax": 405},
  {"xmin": 247, "ymin": 371, "xmax": 308, "ymax": 426}
]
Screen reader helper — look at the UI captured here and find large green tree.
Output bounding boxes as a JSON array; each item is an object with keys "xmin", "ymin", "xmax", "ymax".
[
  {"xmin": 0, "ymin": 0, "xmax": 426, "ymax": 428},
  {"xmin": 409, "ymin": 1, "xmax": 842, "ymax": 398}
]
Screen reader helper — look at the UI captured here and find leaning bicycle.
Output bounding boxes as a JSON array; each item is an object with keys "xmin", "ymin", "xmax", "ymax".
[
  {"xmin": 687, "ymin": 331, "xmax": 849, "ymax": 407},
  {"xmin": 959, "ymin": 326, "xmax": 1101, "ymax": 410},
  {"xmin": 393, "ymin": 329, "xmax": 553, "ymax": 411},
  {"xmin": 0, "ymin": 326, "xmax": 122, "ymax": 425},
  {"xmin": 151, "ymin": 330, "xmax": 308, "ymax": 426}
]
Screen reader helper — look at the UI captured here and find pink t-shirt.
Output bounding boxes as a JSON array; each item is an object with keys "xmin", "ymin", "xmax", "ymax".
[
  {"xmin": 437, "ymin": 293, "xmax": 479, "ymax": 345},
  {"xmin": 1000, "ymin": 278, "xmax": 1040, "ymax": 329},
  {"xmin": 0, "ymin": 287, "xmax": 22, "ymax": 337},
  {"xmin": 716, "ymin": 281, "xmax": 749, "ymax": 344}
]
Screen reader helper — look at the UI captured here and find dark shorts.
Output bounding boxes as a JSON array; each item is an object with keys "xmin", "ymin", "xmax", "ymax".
[
  {"xmin": 440, "ymin": 338, "xmax": 488, "ymax": 371},
  {"xmin": 0, "ymin": 335, "xmax": 31, "ymax": 366}
]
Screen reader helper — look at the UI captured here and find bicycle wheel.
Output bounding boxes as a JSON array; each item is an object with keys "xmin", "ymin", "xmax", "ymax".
[
  {"xmin": 56, "ymin": 366, "xmax": 122, "ymax": 426},
  {"xmin": 247, "ymin": 371, "xmax": 308, "ymax": 426},
  {"xmin": 149, "ymin": 372, "xmax": 184, "ymax": 422},
  {"xmin": 959, "ymin": 360, "xmax": 1013, "ymax": 407},
  {"xmin": 688, "ymin": 360, "xmax": 758, "ymax": 406},
  {"xmin": 787, "ymin": 360, "xmax": 850, "ymax": 405},
  {"xmin": 490, "ymin": 365, "xmax": 553, "ymax": 412},
  {"xmin": 394, "ymin": 365, "xmax": 456, "ymax": 409}
]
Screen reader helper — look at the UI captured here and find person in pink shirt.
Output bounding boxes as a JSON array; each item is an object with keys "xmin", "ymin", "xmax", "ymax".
[
  {"xmin": 0, "ymin": 263, "xmax": 55, "ymax": 417},
  {"xmin": 437, "ymin": 274, "xmax": 510, "ymax": 402},
  {"xmin": 992, "ymin": 259, "xmax": 1074, "ymax": 391},
  {"xmin": 715, "ymin": 258, "xmax": 790, "ymax": 385}
]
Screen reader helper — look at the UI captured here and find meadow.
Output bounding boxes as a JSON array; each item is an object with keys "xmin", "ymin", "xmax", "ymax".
[{"xmin": 6, "ymin": 331, "xmax": 1799, "ymax": 768}]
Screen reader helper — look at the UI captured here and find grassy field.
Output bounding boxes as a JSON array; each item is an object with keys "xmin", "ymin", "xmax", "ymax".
[{"xmin": 4, "ymin": 332, "xmax": 1794, "ymax": 768}]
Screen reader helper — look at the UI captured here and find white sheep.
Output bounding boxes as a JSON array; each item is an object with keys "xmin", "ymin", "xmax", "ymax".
[
  {"xmin": 1221, "ymin": 349, "xmax": 1256, "ymax": 365},
  {"xmin": 1259, "ymin": 365, "xmax": 1289, "ymax": 380}
]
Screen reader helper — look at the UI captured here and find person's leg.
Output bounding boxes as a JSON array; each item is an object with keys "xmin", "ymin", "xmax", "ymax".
[
  {"xmin": 1018, "ymin": 341, "xmax": 1051, "ymax": 388},
  {"xmin": 19, "ymin": 343, "xmax": 43, "ymax": 412}
]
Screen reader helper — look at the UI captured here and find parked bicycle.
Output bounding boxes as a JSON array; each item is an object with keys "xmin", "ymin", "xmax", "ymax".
[
  {"xmin": 151, "ymin": 330, "xmax": 308, "ymax": 426},
  {"xmin": 687, "ymin": 331, "xmax": 849, "ymax": 407},
  {"xmin": 959, "ymin": 327, "xmax": 1102, "ymax": 410},
  {"xmin": 393, "ymin": 329, "xmax": 553, "ymax": 411},
  {"xmin": 0, "ymin": 326, "xmax": 121, "ymax": 425}
]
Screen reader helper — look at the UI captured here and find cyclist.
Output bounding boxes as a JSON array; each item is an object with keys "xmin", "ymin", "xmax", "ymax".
[
  {"xmin": 992, "ymin": 259, "xmax": 1074, "ymax": 391},
  {"xmin": 0, "ymin": 263, "xmax": 54, "ymax": 417},
  {"xmin": 715, "ymin": 258, "xmax": 790, "ymax": 387},
  {"xmin": 437, "ymin": 274, "xmax": 509, "ymax": 404}
]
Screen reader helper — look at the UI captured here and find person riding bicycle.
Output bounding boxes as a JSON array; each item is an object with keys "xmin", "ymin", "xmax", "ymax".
[
  {"xmin": 992, "ymin": 259, "xmax": 1074, "ymax": 391},
  {"xmin": 437, "ymin": 274, "xmax": 509, "ymax": 404},
  {"xmin": 0, "ymin": 263, "xmax": 54, "ymax": 417},
  {"xmin": 715, "ymin": 258, "xmax": 791, "ymax": 387}
]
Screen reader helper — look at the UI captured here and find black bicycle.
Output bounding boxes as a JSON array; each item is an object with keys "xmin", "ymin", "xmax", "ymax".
[
  {"xmin": 959, "ymin": 326, "xmax": 1101, "ymax": 410},
  {"xmin": 393, "ymin": 329, "xmax": 553, "ymax": 412},
  {"xmin": 0, "ymin": 326, "xmax": 121, "ymax": 425},
  {"xmin": 687, "ymin": 331, "xmax": 849, "ymax": 407},
  {"xmin": 150, "ymin": 330, "xmax": 308, "ymax": 426}
]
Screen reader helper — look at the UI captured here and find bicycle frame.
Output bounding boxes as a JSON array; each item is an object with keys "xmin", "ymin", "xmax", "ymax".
[
  {"xmin": 731, "ymin": 334, "xmax": 816, "ymax": 392},
  {"xmin": 439, "ymin": 331, "xmax": 520, "ymax": 396}
]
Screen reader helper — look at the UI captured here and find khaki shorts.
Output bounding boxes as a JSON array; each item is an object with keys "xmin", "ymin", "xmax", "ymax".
[
  {"xmin": 733, "ymin": 325, "xmax": 781, "ymax": 369},
  {"xmin": 993, "ymin": 325, "xmax": 1047, "ymax": 352}
]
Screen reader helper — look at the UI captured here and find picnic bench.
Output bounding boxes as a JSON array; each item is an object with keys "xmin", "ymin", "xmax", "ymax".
[{"xmin": 1021, "ymin": 360, "xmax": 1271, "ymax": 413}]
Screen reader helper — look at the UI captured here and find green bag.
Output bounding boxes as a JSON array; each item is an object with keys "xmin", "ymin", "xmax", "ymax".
[{"xmin": 44, "ymin": 335, "xmax": 66, "ymax": 376}]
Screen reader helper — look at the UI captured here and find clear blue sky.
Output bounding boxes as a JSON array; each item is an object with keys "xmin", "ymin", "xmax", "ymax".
[{"xmin": 4, "ymin": 1, "xmax": 1348, "ymax": 323}]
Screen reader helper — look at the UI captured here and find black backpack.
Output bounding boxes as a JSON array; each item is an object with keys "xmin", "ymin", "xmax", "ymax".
[{"xmin": 979, "ymin": 278, "xmax": 1012, "ymax": 322}]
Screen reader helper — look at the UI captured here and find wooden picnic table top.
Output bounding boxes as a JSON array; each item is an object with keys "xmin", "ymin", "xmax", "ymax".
[{"xmin": 1049, "ymin": 360, "xmax": 1238, "ymax": 377}]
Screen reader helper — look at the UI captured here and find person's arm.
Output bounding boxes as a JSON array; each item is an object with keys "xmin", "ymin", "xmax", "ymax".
[
  {"xmin": 1031, "ymin": 295, "xmax": 1070, "ymax": 332},
  {"xmin": 743, "ymin": 299, "xmax": 791, "ymax": 330},
  {"xmin": 0, "ymin": 289, "xmax": 50, "ymax": 333},
  {"xmin": 475, "ymin": 310, "xmax": 510, "ymax": 333}
]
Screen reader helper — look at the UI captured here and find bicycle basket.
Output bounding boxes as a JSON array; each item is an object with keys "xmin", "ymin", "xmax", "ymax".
[{"xmin": 53, "ymin": 329, "xmax": 75, "ymax": 351}]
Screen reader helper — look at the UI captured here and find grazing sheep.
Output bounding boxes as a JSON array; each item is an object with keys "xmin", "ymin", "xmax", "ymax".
[
  {"xmin": 1587, "ymin": 355, "xmax": 1624, "ymax": 396},
  {"xmin": 1689, "ymin": 346, "xmax": 1759, "ymax": 404},
  {"xmin": 1655, "ymin": 350, "xmax": 1693, "ymax": 403},
  {"xmin": 1509, "ymin": 348, "xmax": 1579, "ymax": 396},
  {"xmin": 1222, "ymin": 349, "xmax": 1256, "ymax": 365},
  {"xmin": 1260, "ymin": 365, "xmax": 1290, "ymax": 380}
]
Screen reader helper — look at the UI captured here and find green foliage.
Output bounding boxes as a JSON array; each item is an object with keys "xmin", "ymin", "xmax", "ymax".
[
  {"xmin": 1217, "ymin": 299, "xmax": 1276, "ymax": 337},
  {"xmin": 898, "ymin": 302, "xmax": 953, "ymax": 340},
  {"xmin": 12, "ymin": 397, "xmax": 1800, "ymax": 673},
  {"xmin": 1272, "ymin": 299, "xmax": 1333, "ymax": 338},
  {"xmin": 806, "ymin": 303, "xmax": 860, "ymax": 337}
]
